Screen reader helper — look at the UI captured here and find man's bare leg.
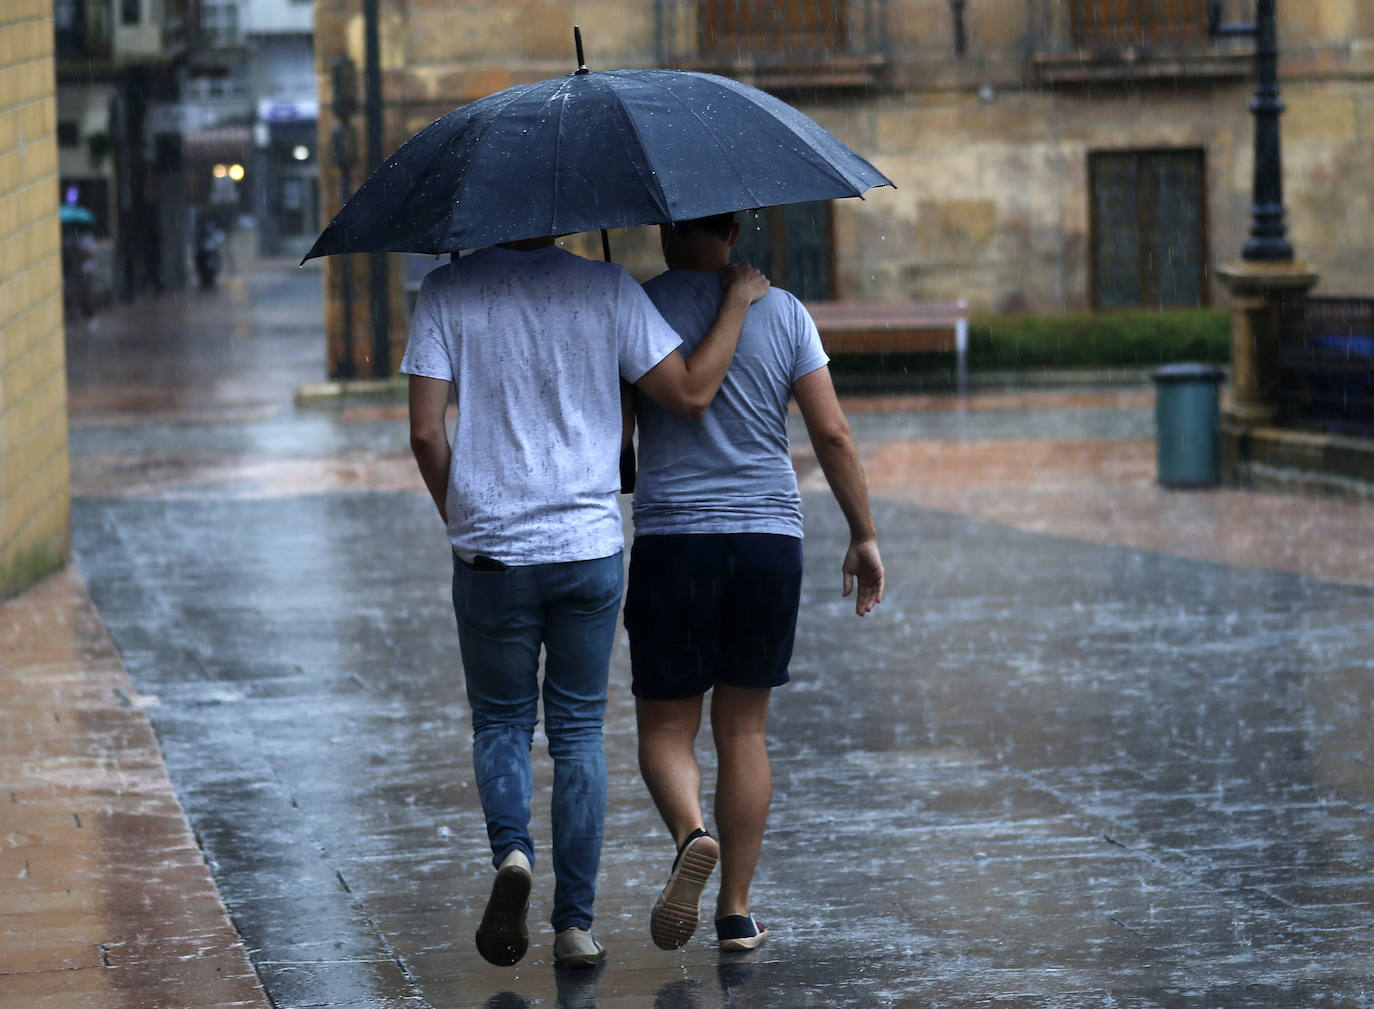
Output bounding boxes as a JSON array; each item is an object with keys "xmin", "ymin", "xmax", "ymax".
[
  {"xmin": 638, "ymin": 694, "xmax": 722, "ymax": 948},
  {"xmin": 636, "ymin": 695, "xmax": 707, "ymax": 845},
  {"xmin": 711, "ymin": 683, "xmax": 772, "ymax": 918}
]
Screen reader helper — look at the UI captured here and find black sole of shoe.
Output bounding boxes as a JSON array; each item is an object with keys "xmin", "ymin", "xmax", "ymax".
[{"xmin": 475, "ymin": 865, "xmax": 531, "ymax": 967}]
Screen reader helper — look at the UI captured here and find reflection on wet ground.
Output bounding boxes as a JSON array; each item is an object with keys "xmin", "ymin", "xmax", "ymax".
[{"xmin": 47, "ymin": 262, "xmax": 1374, "ymax": 1006}]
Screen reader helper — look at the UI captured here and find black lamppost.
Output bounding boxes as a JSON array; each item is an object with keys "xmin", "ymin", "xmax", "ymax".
[
  {"xmin": 1212, "ymin": 0, "xmax": 1293, "ymax": 261},
  {"xmin": 1214, "ymin": 0, "xmax": 1317, "ymax": 459}
]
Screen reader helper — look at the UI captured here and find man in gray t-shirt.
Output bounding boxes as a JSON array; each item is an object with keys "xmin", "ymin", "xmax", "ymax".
[{"xmin": 625, "ymin": 213, "xmax": 885, "ymax": 954}]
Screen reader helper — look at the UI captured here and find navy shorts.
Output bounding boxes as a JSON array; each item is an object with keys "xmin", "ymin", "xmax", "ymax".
[{"xmin": 624, "ymin": 533, "xmax": 803, "ymax": 701}]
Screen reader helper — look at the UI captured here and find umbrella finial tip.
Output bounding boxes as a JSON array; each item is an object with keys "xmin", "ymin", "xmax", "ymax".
[{"xmin": 573, "ymin": 25, "xmax": 588, "ymax": 74}]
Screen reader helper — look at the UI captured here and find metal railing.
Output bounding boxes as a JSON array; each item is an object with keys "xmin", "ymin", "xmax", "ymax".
[
  {"xmin": 1278, "ymin": 297, "xmax": 1374, "ymax": 439},
  {"xmin": 655, "ymin": 0, "xmax": 888, "ymax": 70}
]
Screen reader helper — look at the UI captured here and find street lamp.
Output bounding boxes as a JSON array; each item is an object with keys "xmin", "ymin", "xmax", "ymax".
[{"xmin": 1214, "ymin": 0, "xmax": 1318, "ymax": 453}]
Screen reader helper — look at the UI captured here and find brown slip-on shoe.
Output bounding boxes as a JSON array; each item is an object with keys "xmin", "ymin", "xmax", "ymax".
[{"xmin": 554, "ymin": 926, "xmax": 606, "ymax": 969}]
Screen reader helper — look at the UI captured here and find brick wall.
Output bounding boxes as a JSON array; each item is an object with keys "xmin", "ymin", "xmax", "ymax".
[{"xmin": 0, "ymin": 0, "xmax": 70, "ymax": 601}]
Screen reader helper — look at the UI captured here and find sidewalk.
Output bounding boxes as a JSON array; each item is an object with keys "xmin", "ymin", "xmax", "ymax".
[
  {"xmin": 0, "ymin": 568, "xmax": 270, "ymax": 1009},
  {"xmin": 4, "ymin": 261, "xmax": 1372, "ymax": 1007}
]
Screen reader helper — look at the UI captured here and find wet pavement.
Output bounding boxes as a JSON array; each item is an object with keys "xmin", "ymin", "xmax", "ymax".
[{"xmin": 4, "ymin": 260, "xmax": 1373, "ymax": 1007}]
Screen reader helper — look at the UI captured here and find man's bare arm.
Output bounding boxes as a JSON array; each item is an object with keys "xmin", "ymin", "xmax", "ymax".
[
  {"xmin": 635, "ymin": 263, "xmax": 769, "ymax": 420},
  {"xmin": 793, "ymin": 365, "xmax": 885, "ymax": 616},
  {"xmin": 408, "ymin": 375, "xmax": 453, "ymax": 523}
]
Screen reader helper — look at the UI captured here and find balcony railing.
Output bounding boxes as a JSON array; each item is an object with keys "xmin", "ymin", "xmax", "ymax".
[
  {"xmin": 655, "ymin": 0, "xmax": 890, "ymax": 93},
  {"xmin": 1032, "ymin": 0, "xmax": 1255, "ymax": 84},
  {"xmin": 1279, "ymin": 297, "xmax": 1374, "ymax": 439}
]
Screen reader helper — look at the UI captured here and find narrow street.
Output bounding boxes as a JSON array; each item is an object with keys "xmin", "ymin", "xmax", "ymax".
[{"xmin": 4, "ymin": 258, "xmax": 1372, "ymax": 1008}]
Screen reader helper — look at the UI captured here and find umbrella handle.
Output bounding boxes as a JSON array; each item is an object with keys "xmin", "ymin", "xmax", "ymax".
[{"xmin": 605, "ymin": 218, "xmax": 632, "ymax": 493}]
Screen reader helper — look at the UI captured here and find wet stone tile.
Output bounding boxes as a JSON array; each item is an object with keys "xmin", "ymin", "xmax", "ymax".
[
  {"xmin": 251, "ymin": 957, "xmax": 413, "ymax": 1009},
  {"xmin": 68, "ymin": 413, "xmax": 1374, "ymax": 1007}
]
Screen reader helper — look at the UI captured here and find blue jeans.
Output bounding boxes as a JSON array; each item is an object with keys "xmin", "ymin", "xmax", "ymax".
[{"xmin": 451, "ymin": 550, "xmax": 623, "ymax": 932}]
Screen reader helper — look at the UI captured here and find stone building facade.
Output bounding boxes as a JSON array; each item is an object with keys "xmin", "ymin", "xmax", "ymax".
[
  {"xmin": 1, "ymin": 0, "xmax": 69, "ymax": 600},
  {"xmin": 311, "ymin": 0, "xmax": 1374, "ymax": 375}
]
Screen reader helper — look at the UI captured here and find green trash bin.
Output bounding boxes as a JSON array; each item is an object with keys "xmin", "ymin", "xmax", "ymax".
[{"xmin": 1153, "ymin": 362, "xmax": 1224, "ymax": 488}]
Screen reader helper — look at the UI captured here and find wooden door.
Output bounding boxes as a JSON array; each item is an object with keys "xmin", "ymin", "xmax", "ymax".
[
  {"xmin": 1090, "ymin": 149, "xmax": 1207, "ymax": 309},
  {"xmin": 732, "ymin": 201, "xmax": 834, "ymax": 301}
]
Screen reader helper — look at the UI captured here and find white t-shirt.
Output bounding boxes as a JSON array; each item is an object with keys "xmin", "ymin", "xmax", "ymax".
[
  {"xmin": 635, "ymin": 270, "xmax": 829, "ymax": 538},
  {"xmin": 400, "ymin": 245, "xmax": 682, "ymax": 566}
]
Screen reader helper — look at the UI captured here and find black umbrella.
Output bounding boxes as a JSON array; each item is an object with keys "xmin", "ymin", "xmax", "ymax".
[{"xmin": 303, "ymin": 43, "xmax": 893, "ymax": 261}]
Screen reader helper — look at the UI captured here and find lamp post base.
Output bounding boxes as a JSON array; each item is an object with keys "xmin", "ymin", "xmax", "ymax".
[
  {"xmin": 1217, "ymin": 260, "xmax": 1319, "ymax": 427},
  {"xmin": 1217, "ymin": 261, "xmax": 1319, "ymax": 487}
]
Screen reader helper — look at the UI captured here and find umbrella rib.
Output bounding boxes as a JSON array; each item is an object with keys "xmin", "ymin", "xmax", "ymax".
[
  {"xmin": 635, "ymin": 77, "xmax": 768, "ymax": 213},
  {"xmin": 455, "ymin": 78, "xmax": 590, "ymax": 247},
  {"xmin": 593, "ymin": 76, "xmax": 674, "ymax": 223},
  {"xmin": 366, "ymin": 81, "xmax": 550, "ymax": 252},
  {"xmin": 699, "ymin": 76, "xmax": 865, "ymax": 195},
  {"xmin": 691, "ymin": 71, "xmax": 889, "ymax": 198},
  {"xmin": 435, "ymin": 84, "xmax": 553, "ymax": 249},
  {"xmin": 551, "ymin": 82, "xmax": 567, "ymax": 230},
  {"xmin": 640, "ymin": 72, "xmax": 864, "ymax": 215}
]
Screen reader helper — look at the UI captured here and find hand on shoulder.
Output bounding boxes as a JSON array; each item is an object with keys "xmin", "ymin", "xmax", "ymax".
[{"xmin": 719, "ymin": 262, "xmax": 770, "ymax": 305}]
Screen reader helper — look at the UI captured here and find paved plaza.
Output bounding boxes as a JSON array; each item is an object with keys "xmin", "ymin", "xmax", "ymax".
[{"xmin": 3, "ymin": 261, "xmax": 1372, "ymax": 1008}]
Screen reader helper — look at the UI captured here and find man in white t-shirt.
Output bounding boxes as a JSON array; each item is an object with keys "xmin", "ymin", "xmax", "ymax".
[
  {"xmin": 624, "ymin": 213, "xmax": 884, "ymax": 954},
  {"xmin": 401, "ymin": 235, "xmax": 767, "ymax": 971}
]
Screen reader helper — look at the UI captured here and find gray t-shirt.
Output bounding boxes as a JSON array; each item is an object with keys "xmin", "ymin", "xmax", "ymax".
[
  {"xmin": 634, "ymin": 270, "xmax": 829, "ymax": 538},
  {"xmin": 401, "ymin": 245, "xmax": 682, "ymax": 565}
]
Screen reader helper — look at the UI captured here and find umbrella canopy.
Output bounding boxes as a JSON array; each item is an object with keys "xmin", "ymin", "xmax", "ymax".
[
  {"xmin": 60, "ymin": 204, "xmax": 95, "ymax": 226},
  {"xmin": 303, "ymin": 68, "xmax": 893, "ymax": 261}
]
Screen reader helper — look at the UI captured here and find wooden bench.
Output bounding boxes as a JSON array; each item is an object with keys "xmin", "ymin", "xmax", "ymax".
[{"xmin": 803, "ymin": 299, "xmax": 970, "ymax": 393}]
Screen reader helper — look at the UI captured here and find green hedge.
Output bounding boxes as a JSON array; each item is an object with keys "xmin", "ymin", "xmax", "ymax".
[{"xmin": 968, "ymin": 308, "xmax": 1230, "ymax": 370}]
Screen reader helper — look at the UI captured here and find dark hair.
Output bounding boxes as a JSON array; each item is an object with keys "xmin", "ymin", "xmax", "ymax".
[{"xmin": 670, "ymin": 212, "xmax": 736, "ymax": 241}]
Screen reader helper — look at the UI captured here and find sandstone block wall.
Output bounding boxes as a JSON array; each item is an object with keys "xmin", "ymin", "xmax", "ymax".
[{"xmin": 0, "ymin": 0, "xmax": 70, "ymax": 601}]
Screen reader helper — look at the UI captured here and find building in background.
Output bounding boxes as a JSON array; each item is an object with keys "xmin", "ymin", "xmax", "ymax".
[
  {"xmin": 244, "ymin": 0, "xmax": 318, "ymax": 259},
  {"xmin": 182, "ymin": 0, "xmax": 319, "ymax": 262},
  {"xmin": 180, "ymin": 0, "xmax": 255, "ymax": 260},
  {"xmin": 56, "ymin": 0, "xmax": 321, "ymax": 293},
  {"xmin": 310, "ymin": 0, "xmax": 1373, "ymax": 377},
  {"xmin": 54, "ymin": 0, "xmax": 191, "ymax": 301}
]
